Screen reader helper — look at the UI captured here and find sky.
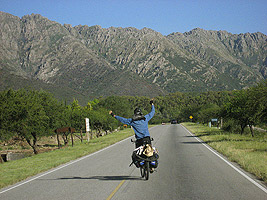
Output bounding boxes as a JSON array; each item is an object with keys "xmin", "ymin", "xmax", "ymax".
[{"xmin": 1, "ymin": 0, "xmax": 266, "ymax": 35}]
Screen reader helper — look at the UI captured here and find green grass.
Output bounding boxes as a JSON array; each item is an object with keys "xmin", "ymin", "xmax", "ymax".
[
  {"xmin": 182, "ymin": 122, "xmax": 267, "ymax": 183},
  {"xmin": 0, "ymin": 128, "xmax": 135, "ymax": 189}
]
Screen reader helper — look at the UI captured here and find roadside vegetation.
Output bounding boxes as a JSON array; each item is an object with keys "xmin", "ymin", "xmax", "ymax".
[{"xmin": 182, "ymin": 122, "xmax": 267, "ymax": 184}]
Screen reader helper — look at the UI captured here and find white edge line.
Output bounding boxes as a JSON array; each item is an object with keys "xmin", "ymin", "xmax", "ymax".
[
  {"xmin": 0, "ymin": 135, "xmax": 134, "ymax": 194},
  {"xmin": 181, "ymin": 125, "xmax": 267, "ymax": 194}
]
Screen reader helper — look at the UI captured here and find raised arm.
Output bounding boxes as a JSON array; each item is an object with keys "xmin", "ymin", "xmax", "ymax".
[
  {"xmin": 109, "ymin": 110, "xmax": 132, "ymax": 125},
  {"xmin": 145, "ymin": 101, "xmax": 155, "ymax": 121}
]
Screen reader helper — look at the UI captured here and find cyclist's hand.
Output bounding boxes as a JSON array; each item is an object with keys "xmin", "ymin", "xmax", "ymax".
[
  {"xmin": 150, "ymin": 99, "xmax": 154, "ymax": 105},
  {"xmin": 109, "ymin": 111, "xmax": 115, "ymax": 117}
]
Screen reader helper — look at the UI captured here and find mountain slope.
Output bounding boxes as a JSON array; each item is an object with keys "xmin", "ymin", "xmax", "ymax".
[
  {"xmin": 167, "ymin": 28, "xmax": 266, "ymax": 82},
  {"xmin": 0, "ymin": 12, "xmax": 166, "ymax": 101},
  {"xmin": 0, "ymin": 11, "xmax": 266, "ymax": 101}
]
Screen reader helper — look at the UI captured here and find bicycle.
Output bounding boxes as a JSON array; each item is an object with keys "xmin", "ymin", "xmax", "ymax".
[{"xmin": 131, "ymin": 138, "xmax": 159, "ymax": 180}]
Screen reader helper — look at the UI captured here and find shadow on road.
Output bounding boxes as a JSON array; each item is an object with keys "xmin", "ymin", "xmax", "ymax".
[
  {"xmin": 56, "ymin": 175, "xmax": 142, "ymax": 181},
  {"xmin": 182, "ymin": 141, "xmax": 202, "ymax": 144}
]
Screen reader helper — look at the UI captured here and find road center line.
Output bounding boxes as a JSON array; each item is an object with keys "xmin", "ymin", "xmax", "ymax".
[
  {"xmin": 181, "ymin": 125, "xmax": 267, "ymax": 194},
  {"xmin": 106, "ymin": 180, "xmax": 126, "ymax": 200}
]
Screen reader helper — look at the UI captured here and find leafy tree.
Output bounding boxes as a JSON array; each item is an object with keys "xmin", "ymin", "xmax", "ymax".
[
  {"xmin": 98, "ymin": 96, "xmax": 133, "ymax": 117},
  {"xmin": 0, "ymin": 89, "xmax": 17, "ymax": 141},
  {"xmin": 0, "ymin": 89, "xmax": 49, "ymax": 153},
  {"xmin": 38, "ymin": 90, "xmax": 65, "ymax": 133},
  {"xmin": 64, "ymin": 99, "xmax": 88, "ymax": 145},
  {"xmin": 85, "ymin": 102, "xmax": 93, "ymax": 111},
  {"xmin": 90, "ymin": 98, "xmax": 100, "ymax": 109},
  {"xmin": 247, "ymin": 80, "xmax": 267, "ymax": 124},
  {"xmin": 69, "ymin": 99, "xmax": 85, "ymax": 130},
  {"xmin": 88, "ymin": 108, "xmax": 118, "ymax": 137},
  {"xmin": 223, "ymin": 90, "xmax": 255, "ymax": 136},
  {"xmin": 197, "ymin": 103, "xmax": 221, "ymax": 124}
]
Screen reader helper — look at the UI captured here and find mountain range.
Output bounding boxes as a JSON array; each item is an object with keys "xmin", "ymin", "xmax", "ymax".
[{"xmin": 0, "ymin": 11, "xmax": 266, "ymax": 104}]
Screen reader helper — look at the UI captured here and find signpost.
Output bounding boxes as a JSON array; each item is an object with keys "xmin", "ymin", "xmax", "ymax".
[
  {"xmin": 85, "ymin": 118, "xmax": 90, "ymax": 142},
  {"xmin": 210, "ymin": 118, "xmax": 218, "ymax": 128}
]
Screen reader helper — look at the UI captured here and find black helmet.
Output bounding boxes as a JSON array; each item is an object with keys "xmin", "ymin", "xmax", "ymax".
[
  {"xmin": 134, "ymin": 108, "xmax": 143, "ymax": 115},
  {"xmin": 132, "ymin": 108, "xmax": 146, "ymax": 121}
]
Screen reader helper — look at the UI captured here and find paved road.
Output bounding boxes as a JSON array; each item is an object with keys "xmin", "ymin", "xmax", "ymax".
[{"xmin": 0, "ymin": 124, "xmax": 266, "ymax": 200}]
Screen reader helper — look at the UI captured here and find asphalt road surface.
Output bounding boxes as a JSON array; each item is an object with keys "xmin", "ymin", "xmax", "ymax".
[{"xmin": 1, "ymin": 124, "xmax": 266, "ymax": 200}]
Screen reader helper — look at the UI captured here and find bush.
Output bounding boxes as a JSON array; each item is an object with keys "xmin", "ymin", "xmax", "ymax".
[{"xmin": 222, "ymin": 119, "xmax": 240, "ymax": 133}]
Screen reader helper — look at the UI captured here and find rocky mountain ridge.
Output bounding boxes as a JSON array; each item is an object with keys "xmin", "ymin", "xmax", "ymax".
[{"xmin": 0, "ymin": 11, "xmax": 266, "ymax": 103}]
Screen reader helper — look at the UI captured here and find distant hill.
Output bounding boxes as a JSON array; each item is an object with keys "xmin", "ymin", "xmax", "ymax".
[{"xmin": 0, "ymin": 11, "xmax": 266, "ymax": 104}]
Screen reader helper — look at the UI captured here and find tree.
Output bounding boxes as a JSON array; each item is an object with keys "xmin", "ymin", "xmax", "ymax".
[
  {"xmin": 57, "ymin": 99, "xmax": 87, "ymax": 146},
  {"xmin": 0, "ymin": 89, "xmax": 17, "ymax": 141},
  {"xmin": 247, "ymin": 80, "xmax": 267, "ymax": 125},
  {"xmin": 38, "ymin": 90, "xmax": 65, "ymax": 133},
  {"xmin": 98, "ymin": 96, "xmax": 133, "ymax": 118},
  {"xmin": 223, "ymin": 90, "xmax": 255, "ymax": 136},
  {"xmin": 69, "ymin": 99, "xmax": 84, "ymax": 130},
  {"xmin": 88, "ymin": 108, "xmax": 118, "ymax": 137},
  {"xmin": 197, "ymin": 104, "xmax": 221, "ymax": 124},
  {"xmin": 0, "ymin": 89, "xmax": 49, "ymax": 153}
]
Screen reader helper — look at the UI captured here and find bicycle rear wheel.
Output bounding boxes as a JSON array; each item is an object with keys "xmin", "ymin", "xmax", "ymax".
[
  {"xmin": 140, "ymin": 167, "xmax": 145, "ymax": 178},
  {"xmin": 144, "ymin": 161, "xmax": 149, "ymax": 180}
]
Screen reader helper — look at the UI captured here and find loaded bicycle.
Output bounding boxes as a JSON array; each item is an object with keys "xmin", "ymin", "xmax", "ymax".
[{"xmin": 130, "ymin": 138, "xmax": 159, "ymax": 180}]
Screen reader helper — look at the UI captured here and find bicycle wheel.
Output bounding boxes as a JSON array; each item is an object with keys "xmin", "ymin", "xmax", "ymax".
[
  {"xmin": 140, "ymin": 166, "xmax": 145, "ymax": 178},
  {"xmin": 144, "ymin": 161, "xmax": 149, "ymax": 180}
]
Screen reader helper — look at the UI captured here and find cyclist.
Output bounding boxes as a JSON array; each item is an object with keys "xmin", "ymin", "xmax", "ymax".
[{"xmin": 109, "ymin": 100, "xmax": 155, "ymax": 148}]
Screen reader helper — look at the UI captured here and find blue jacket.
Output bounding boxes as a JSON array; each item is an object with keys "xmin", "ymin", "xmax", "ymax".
[{"xmin": 115, "ymin": 105, "xmax": 155, "ymax": 140}]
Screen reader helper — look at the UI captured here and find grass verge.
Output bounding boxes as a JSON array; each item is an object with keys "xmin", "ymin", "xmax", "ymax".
[
  {"xmin": 182, "ymin": 122, "xmax": 267, "ymax": 184},
  {"xmin": 0, "ymin": 128, "xmax": 135, "ymax": 189}
]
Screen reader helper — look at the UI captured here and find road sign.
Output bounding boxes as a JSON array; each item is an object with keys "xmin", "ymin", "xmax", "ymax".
[
  {"xmin": 189, "ymin": 116, "xmax": 193, "ymax": 119},
  {"xmin": 85, "ymin": 118, "xmax": 90, "ymax": 132}
]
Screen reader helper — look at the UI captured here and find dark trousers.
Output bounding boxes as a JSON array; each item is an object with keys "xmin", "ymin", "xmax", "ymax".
[{"xmin": 135, "ymin": 136, "xmax": 151, "ymax": 148}]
